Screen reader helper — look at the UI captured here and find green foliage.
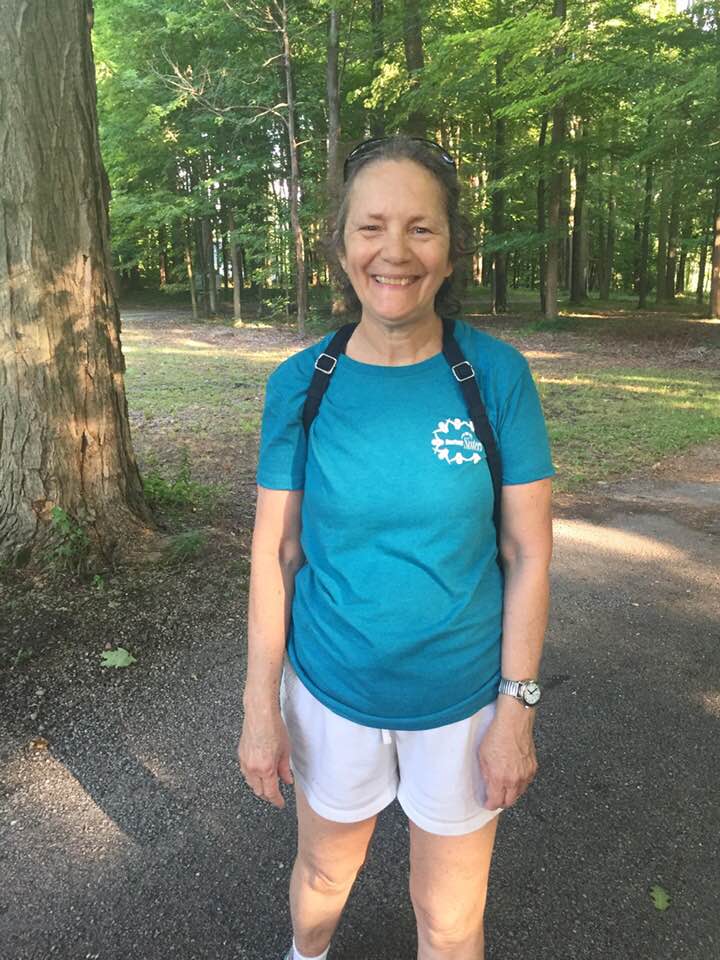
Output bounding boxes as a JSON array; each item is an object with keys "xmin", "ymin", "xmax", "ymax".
[
  {"xmin": 48, "ymin": 507, "xmax": 91, "ymax": 573},
  {"xmin": 142, "ymin": 451, "xmax": 221, "ymax": 514},
  {"xmin": 94, "ymin": 0, "xmax": 720, "ymax": 313},
  {"xmin": 649, "ymin": 885, "xmax": 671, "ymax": 911},
  {"xmin": 100, "ymin": 647, "xmax": 137, "ymax": 668},
  {"xmin": 163, "ymin": 529, "xmax": 206, "ymax": 563}
]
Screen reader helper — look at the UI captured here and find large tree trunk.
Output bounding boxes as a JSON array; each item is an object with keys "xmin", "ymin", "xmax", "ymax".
[
  {"xmin": 544, "ymin": 0, "xmax": 566, "ymax": 320},
  {"xmin": 0, "ymin": 0, "xmax": 151, "ymax": 566}
]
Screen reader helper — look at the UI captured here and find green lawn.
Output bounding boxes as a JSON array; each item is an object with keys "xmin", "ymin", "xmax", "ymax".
[
  {"xmin": 538, "ymin": 369, "xmax": 720, "ymax": 490},
  {"xmin": 122, "ymin": 327, "xmax": 720, "ymax": 494}
]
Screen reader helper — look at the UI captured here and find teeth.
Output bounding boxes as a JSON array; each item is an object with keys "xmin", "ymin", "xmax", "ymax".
[{"xmin": 374, "ymin": 276, "xmax": 415, "ymax": 286}]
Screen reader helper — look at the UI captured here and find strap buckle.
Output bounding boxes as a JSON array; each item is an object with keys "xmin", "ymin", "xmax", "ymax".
[
  {"xmin": 315, "ymin": 353, "xmax": 337, "ymax": 375},
  {"xmin": 451, "ymin": 360, "xmax": 475, "ymax": 382}
]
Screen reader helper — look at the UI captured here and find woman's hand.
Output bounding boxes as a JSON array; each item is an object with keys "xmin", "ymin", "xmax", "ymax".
[
  {"xmin": 238, "ymin": 702, "xmax": 294, "ymax": 809},
  {"xmin": 478, "ymin": 698, "xmax": 538, "ymax": 810}
]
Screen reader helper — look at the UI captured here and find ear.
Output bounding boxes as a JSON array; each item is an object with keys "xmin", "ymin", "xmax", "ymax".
[
  {"xmin": 339, "ymin": 254, "xmax": 347, "ymax": 273},
  {"xmin": 444, "ymin": 260, "xmax": 454, "ymax": 279}
]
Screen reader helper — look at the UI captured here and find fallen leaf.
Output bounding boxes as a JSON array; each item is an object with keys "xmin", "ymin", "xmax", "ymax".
[
  {"xmin": 100, "ymin": 647, "xmax": 137, "ymax": 668},
  {"xmin": 650, "ymin": 885, "xmax": 671, "ymax": 911}
]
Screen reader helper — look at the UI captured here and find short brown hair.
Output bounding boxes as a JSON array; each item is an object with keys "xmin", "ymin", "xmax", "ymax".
[{"xmin": 330, "ymin": 136, "xmax": 471, "ymax": 318}]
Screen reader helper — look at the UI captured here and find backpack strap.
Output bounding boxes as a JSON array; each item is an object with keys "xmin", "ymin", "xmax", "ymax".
[
  {"xmin": 301, "ymin": 321, "xmax": 358, "ymax": 435},
  {"xmin": 441, "ymin": 318, "xmax": 503, "ymax": 562},
  {"xmin": 301, "ymin": 317, "xmax": 503, "ymax": 563}
]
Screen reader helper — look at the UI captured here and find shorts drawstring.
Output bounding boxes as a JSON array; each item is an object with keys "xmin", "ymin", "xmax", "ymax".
[{"xmin": 381, "ymin": 728, "xmax": 392, "ymax": 745}]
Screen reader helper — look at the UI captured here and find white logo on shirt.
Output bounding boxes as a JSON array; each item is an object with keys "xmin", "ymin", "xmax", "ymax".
[{"xmin": 431, "ymin": 418, "xmax": 485, "ymax": 465}]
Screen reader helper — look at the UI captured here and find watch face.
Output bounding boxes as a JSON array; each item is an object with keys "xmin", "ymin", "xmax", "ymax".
[{"xmin": 523, "ymin": 682, "xmax": 541, "ymax": 705}]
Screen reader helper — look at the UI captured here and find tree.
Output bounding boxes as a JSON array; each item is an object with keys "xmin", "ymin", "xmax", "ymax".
[{"xmin": 0, "ymin": 0, "xmax": 151, "ymax": 566}]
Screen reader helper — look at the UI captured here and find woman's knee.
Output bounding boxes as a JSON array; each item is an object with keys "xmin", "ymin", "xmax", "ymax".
[
  {"xmin": 410, "ymin": 882, "xmax": 486, "ymax": 950},
  {"xmin": 295, "ymin": 849, "xmax": 363, "ymax": 897}
]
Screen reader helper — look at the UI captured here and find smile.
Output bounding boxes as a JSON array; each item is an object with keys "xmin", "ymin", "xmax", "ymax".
[{"xmin": 372, "ymin": 276, "xmax": 418, "ymax": 286}]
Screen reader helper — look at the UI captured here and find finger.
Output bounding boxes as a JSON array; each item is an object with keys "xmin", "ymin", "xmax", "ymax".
[
  {"xmin": 259, "ymin": 774, "xmax": 285, "ymax": 808},
  {"xmin": 278, "ymin": 753, "xmax": 294, "ymax": 786},
  {"xmin": 484, "ymin": 780, "xmax": 506, "ymax": 810}
]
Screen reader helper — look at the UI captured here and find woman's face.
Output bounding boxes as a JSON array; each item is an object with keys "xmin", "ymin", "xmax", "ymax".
[{"xmin": 340, "ymin": 159, "xmax": 453, "ymax": 327}]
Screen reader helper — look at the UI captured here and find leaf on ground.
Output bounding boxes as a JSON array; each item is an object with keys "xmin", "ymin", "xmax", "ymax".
[
  {"xmin": 649, "ymin": 885, "xmax": 671, "ymax": 911},
  {"xmin": 100, "ymin": 647, "xmax": 137, "ymax": 668}
]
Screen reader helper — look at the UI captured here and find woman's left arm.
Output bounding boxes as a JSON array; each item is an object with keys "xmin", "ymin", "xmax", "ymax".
[{"xmin": 478, "ymin": 477, "xmax": 553, "ymax": 810}]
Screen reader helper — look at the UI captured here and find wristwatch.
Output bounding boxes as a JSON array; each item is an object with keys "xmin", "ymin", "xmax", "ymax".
[{"xmin": 498, "ymin": 677, "xmax": 542, "ymax": 708}]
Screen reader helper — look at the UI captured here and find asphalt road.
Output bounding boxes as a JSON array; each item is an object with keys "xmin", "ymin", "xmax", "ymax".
[{"xmin": 1, "ymin": 483, "xmax": 718, "ymax": 960}]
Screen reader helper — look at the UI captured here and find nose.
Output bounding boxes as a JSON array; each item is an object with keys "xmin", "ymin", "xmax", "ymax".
[{"xmin": 380, "ymin": 227, "xmax": 411, "ymax": 263}]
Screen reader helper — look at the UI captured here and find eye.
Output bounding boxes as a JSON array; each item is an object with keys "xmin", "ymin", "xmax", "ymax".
[
  {"xmin": 359, "ymin": 224, "xmax": 380, "ymax": 232},
  {"xmin": 412, "ymin": 226, "xmax": 431, "ymax": 235}
]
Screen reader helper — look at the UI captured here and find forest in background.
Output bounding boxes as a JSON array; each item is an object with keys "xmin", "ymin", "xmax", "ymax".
[{"xmin": 92, "ymin": 0, "xmax": 720, "ymax": 331}]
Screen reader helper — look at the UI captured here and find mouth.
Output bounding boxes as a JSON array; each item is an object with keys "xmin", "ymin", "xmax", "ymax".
[{"xmin": 372, "ymin": 275, "xmax": 419, "ymax": 287}]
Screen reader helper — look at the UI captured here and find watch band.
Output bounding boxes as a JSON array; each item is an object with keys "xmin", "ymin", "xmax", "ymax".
[{"xmin": 498, "ymin": 677, "xmax": 542, "ymax": 707}]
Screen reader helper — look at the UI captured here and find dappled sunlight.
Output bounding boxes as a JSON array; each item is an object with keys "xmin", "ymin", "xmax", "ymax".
[
  {"xmin": 695, "ymin": 691, "xmax": 720, "ymax": 719},
  {"xmin": 523, "ymin": 349, "xmax": 581, "ymax": 362},
  {"xmin": 554, "ymin": 517, "xmax": 687, "ymax": 560},
  {"xmin": 5, "ymin": 749, "xmax": 133, "ymax": 853}
]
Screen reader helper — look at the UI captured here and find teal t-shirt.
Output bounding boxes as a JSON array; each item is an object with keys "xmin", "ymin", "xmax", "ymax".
[{"xmin": 256, "ymin": 318, "xmax": 555, "ymax": 730}]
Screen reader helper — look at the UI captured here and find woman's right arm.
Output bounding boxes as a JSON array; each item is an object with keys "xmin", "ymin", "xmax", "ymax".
[{"xmin": 238, "ymin": 485, "xmax": 305, "ymax": 808}]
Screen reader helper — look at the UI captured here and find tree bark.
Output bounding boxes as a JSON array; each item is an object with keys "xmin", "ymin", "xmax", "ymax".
[
  {"xmin": 696, "ymin": 219, "xmax": 710, "ymax": 304},
  {"xmin": 710, "ymin": 182, "xmax": 720, "ymax": 319},
  {"xmin": 537, "ymin": 114, "xmax": 549, "ymax": 313},
  {"xmin": 370, "ymin": 0, "xmax": 386, "ymax": 138},
  {"xmin": 402, "ymin": 0, "xmax": 427, "ymax": 138},
  {"xmin": 664, "ymin": 173, "xmax": 681, "ymax": 302},
  {"xmin": 491, "ymin": 54, "xmax": 508, "ymax": 314},
  {"xmin": 184, "ymin": 225, "xmax": 199, "ymax": 321},
  {"xmin": 326, "ymin": 5, "xmax": 345, "ymax": 315},
  {"xmin": 655, "ymin": 165, "xmax": 670, "ymax": 305},
  {"xmin": 0, "ymin": 0, "xmax": 151, "ymax": 565},
  {"xmin": 279, "ymin": 0, "xmax": 308, "ymax": 335},
  {"xmin": 544, "ymin": 0, "xmax": 566, "ymax": 320},
  {"xmin": 638, "ymin": 161, "xmax": 653, "ymax": 308},
  {"xmin": 570, "ymin": 119, "xmax": 588, "ymax": 303},
  {"xmin": 227, "ymin": 209, "xmax": 243, "ymax": 324}
]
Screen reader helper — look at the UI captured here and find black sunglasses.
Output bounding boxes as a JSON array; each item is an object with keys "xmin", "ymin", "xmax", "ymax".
[{"xmin": 343, "ymin": 137, "xmax": 456, "ymax": 182}]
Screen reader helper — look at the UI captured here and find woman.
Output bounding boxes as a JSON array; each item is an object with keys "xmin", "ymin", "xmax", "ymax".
[{"xmin": 238, "ymin": 135, "xmax": 554, "ymax": 960}]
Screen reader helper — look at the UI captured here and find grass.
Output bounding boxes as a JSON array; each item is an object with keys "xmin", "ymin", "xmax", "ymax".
[
  {"xmin": 120, "ymin": 310, "xmax": 720, "ymax": 497},
  {"xmin": 539, "ymin": 368, "xmax": 720, "ymax": 491}
]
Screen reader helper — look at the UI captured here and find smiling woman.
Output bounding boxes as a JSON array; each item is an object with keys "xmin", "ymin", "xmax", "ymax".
[{"xmin": 237, "ymin": 135, "xmax": 555, "ymax": 960}]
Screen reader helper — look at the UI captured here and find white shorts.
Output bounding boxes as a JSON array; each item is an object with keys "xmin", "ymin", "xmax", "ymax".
[{"xmin": 280, "ymin": 660, "xmax": 503, "ymax": 837}]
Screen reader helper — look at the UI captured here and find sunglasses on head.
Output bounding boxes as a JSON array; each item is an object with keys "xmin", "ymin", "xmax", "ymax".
[{"xmin": 343, "ymin": 137, "xmax": 457, "ymax": 182}]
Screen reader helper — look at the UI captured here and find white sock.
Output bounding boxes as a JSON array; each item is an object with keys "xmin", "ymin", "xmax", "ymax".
[{"xmin": 292, "ymin": 939, "xmax": 330, "ymax": 960}]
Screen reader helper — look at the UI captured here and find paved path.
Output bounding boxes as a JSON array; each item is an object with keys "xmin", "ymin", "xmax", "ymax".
[{"xmin": 1, "ymin": 480, "xmax": 718, "ymax": 960}]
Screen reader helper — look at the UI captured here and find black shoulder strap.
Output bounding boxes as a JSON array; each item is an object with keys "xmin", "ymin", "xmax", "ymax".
[
  {"xmin": 302, "ymin": 322, "xmax": 358, "ymax": 435},
  {"xmin": 441, "ymin": 318, "xmax": 503, "ymax": 560},
  {"xmin": 301, "ymin": 317, "xmax": 503, "ymax": 562}
]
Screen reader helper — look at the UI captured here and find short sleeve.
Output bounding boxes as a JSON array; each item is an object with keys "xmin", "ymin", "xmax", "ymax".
[
  {"xmin": 255, "ymin": 372, "xmax": 307, "ymax": 490},
  {"xmin": 496, "ymin": 360, "xmax": 555, "ymax": 485}
]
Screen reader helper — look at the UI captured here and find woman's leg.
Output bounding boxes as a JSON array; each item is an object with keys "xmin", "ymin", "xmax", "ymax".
[
  {"xmin": 289, "ymin": 784, "xmax": 378, "ymax": 956},
  {"xmin": 408, "ymin": 816, "xmax": 499, "ymax": 960}
]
